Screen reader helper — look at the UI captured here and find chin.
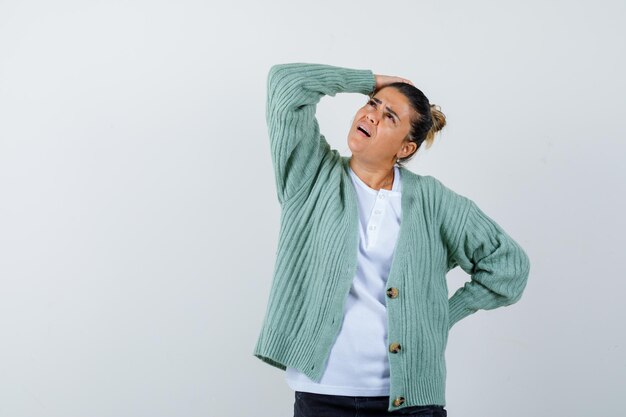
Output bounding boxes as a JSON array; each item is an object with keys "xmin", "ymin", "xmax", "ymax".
[{"xmin": 346, "ymin": 134, "xmax": 360, "ymax": 154}]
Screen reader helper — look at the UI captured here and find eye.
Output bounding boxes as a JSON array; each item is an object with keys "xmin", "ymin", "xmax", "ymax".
[
  {"xmin": 387, "ymin": 113, "xmax": 396, "ymax": 123},
  {"xmin": 367, "ymin": 99, "xmax": 376, "ymax": 107}
]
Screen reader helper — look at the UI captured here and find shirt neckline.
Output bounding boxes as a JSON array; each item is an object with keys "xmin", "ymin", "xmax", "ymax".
[{"xmin": 348, "ymin": 165, "xmax": 401, "ymax": 195}]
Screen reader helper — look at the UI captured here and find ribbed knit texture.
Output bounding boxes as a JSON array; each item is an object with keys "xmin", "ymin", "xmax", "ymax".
[{"xmin": 253, "ymin": 63, "xmax": 531, "ymax": 411}]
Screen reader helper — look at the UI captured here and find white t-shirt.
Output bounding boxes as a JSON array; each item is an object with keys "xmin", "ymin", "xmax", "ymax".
[{"xmin": 285, "ymin": 164, "xmax": 402, "ymax": 396}]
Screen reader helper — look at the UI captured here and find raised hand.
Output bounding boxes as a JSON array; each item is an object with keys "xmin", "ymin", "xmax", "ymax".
[{"xmin": 374, "ymin": 74, "xmax": 414, "ymax": 92}]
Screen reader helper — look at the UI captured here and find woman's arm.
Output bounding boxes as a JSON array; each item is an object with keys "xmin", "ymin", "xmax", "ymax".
[
  {"xmin": 265, "ymin": 63, "xmax": 375, "ymax": 204},
  {"xmin": 438, "ymin": 181, "xmax": 531, "ymax": 330}
]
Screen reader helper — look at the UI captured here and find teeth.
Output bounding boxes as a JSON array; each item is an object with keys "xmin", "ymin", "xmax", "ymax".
[{"xmin": 358, "ymin": 125, "xmax": 370, "ymax": 137}]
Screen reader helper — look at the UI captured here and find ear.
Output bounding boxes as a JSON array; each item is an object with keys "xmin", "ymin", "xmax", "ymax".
[{"xmin": 400, "ymin": 140, "xmax": 418, "ymax": 158}]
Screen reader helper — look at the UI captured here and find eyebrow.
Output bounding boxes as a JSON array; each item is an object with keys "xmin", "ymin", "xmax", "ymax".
[{"xmin": 371, "ymin": 97, "xmax": 400, "ymax": 122}]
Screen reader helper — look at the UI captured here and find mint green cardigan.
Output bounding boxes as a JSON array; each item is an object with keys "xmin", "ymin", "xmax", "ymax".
[{"xmin": 253, "ymin": 63, "xmax": 531, "ymax": 411}]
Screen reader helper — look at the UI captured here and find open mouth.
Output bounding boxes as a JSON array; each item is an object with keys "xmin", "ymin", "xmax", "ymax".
[{"xmin": 357, "ymin": 124, "xmax": 371, "ymax": 137}]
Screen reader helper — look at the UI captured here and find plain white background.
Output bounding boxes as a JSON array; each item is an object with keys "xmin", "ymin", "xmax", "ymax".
[{"xmin": 1, "ymin": 1, "xmax": 624, "ymax": 416}]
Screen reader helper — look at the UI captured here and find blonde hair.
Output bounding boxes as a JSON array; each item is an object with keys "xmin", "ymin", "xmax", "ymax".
[{"xmin": 421, "ymin": 104, "xmax": 447, "ymax": 150}]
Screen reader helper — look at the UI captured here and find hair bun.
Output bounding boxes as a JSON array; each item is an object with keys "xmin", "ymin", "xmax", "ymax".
[
  {"xmin": 424, "ymin": 104, "xmax": 446, "ymax": 149},
  {"xmin": 429, "ymin": 104, "xmax": 446, "ymax": 134},
  {"xmin": 418, "ymin": 104, "xmax": 446, "ymax": 151}
]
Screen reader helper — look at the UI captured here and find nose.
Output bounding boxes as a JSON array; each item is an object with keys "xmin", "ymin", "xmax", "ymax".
[{"xmin": 366, "ymin": 111, "xmax": 378, "ymax": 125}]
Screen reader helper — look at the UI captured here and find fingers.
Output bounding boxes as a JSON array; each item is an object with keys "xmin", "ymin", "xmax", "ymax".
[
  {"xmin": 394, "ymin": 77, "xmax": 415, "ymax": 87},
  {"xmin": 375, "ymin": 74, "xmax": 414, "ymax": 90}
]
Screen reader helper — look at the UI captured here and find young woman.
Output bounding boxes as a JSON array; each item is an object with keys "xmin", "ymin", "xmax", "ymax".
[{"xmin": 253, "ymin": 63, "xmax": 531, "ymax": 417}]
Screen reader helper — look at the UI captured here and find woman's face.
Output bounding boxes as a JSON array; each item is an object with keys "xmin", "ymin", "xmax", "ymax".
[{"xmin": 348, "ymin": 87, "xmax": 416, "ymax": 165}]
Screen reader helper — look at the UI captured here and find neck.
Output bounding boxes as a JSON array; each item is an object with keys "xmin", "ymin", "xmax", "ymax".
[{"xmin": 349, "ymin": 157, "xmax": 396, "ymax": 191}]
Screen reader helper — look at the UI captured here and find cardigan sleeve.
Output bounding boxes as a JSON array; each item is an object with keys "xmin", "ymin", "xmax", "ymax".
[
  {"xmin": 440, "ymin": 184, "xmax": 531, "ymax": 330},
  {"xmin": 265, "ymin": 63, "xmax": 376, "ymax": 204}
]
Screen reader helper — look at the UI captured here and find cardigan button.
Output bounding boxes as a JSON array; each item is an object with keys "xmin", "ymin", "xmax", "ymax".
[
  {"xmin": 389, "ymin": 342, "xmax": 402, "ymax": 353},
  {"xmin": 386, "ymin": 287, "xmax": 399, "ymax": 298},
  {"xmin": 393, "ymin": 396, "xmax": 405, "ymax": 407}
]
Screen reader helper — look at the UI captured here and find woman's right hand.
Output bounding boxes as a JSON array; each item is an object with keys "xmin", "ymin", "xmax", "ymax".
[{"xmin": 374, "ymin": 74, "xmax": 414, "ymax": 92}]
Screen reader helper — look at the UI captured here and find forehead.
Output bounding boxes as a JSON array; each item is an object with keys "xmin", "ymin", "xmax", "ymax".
[{"xmin": 373, "ymin": 88, "xmax": 412, "ymax": 118}]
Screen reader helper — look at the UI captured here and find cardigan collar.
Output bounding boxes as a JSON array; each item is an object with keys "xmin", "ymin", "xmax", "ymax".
[
  {"xmin": 341, "ymin": 156, "xmax": 421, "ymax": 195},
  {"xmin": 341, "ymin": 156, "xmax": 424, "ymax": 269}
]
